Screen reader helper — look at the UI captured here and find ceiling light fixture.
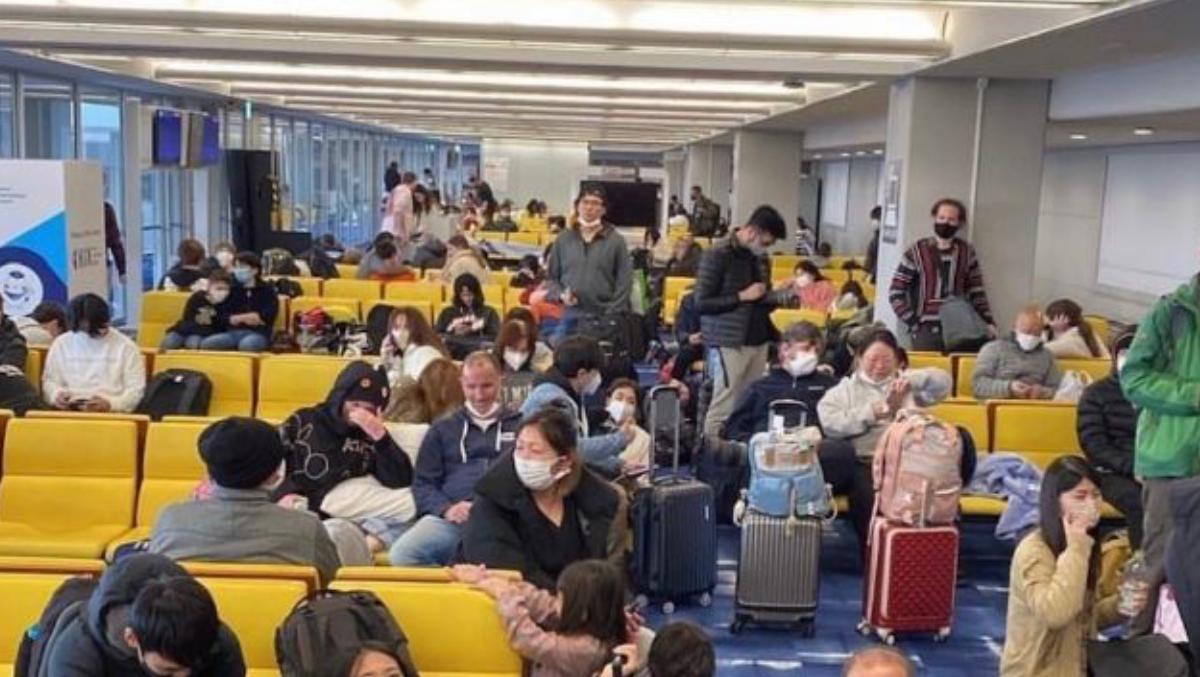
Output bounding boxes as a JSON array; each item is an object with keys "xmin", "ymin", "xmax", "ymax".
[
  {"xmin": 840, "ymin": 152, "xmax": 852, "ymax": 157},
  {"xmin": 1133, "ymin": 127, "xmax": 1155, "ymax": 136},
  {"xmin": 1069, "ymin": 133, "xmax": 1088, "ymax": 140},
  {"xmin": 873, "ymin": 149, "xmax": 884, "ymax": 155}
]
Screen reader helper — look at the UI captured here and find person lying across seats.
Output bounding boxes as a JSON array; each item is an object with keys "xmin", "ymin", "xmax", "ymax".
[
  {"xmin": 43, "ymin": 292, "xmax": 145, "ymax": 413},
  {"xmin": 389, "ymin": 352, "xmax": 520, "ymax": 566},
  {"xmin": 973, "ymin": 305, "xmax": 1063, "ymax": 401},
  {"xmin": 278, "ymin": 361, "xmax": 415, "ymax": 558}
]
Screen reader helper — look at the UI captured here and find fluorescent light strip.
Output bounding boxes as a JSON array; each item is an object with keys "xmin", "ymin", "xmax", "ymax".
[
  {"xmin": 287, "ymin": 104, "xmax": 748, "ymax": 126},
  {"xmin": 283, "ymin": 97, "xmax": 754, "ymax": 119}
]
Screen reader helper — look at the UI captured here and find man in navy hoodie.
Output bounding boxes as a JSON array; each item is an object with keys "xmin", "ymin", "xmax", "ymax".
[{"xmin": 390, "ymin": 351, "xmax": 520, "ymax": 565}]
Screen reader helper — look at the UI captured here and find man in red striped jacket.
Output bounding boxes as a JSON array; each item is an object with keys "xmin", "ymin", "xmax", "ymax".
[{"xmin": 888, "ymin": 197, "xmax": 997, "ymax": 351}]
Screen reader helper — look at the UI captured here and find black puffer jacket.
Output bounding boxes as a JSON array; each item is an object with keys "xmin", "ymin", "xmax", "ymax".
[
  {"xmin": 1077, "ymin": 373, "xmax": 1138, "ymax": 477},
  {"xmin": 694, "ymin": 233, "xmax": 792, "ymax": 348}
]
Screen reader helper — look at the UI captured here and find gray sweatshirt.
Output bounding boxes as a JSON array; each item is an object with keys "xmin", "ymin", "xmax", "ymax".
[
  {"xmin": 546, "ymin": 224, "xmax": 632, "ymax": 314},
  {"xmin": 971, "ymin": 336, "xmax": 1063, "ymax": 400}
]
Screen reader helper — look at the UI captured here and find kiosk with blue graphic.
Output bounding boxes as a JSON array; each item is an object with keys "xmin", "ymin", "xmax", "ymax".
[{"xmin": 0, "ymin": 161, "xmax": 106, "ymax": 316}]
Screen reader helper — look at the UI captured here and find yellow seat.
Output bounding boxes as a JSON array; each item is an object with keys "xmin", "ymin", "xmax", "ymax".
[
  {"xmin": 184, "ymin": 562, "xmax": 319, "ymax": 592},
  {"xmin": 1084, "ymin": 314, "xmax": 1111, "ymax": 345},
  {"xmin": 0, "ymin": 419, "xmax": 137, "ymax": 558},
  {"xmin": 928, "ymin": 401, "xmax": 991, "ymax": 452},
  {"xmin": 386, "ymin": 281, "xmax": 446, "ymax": 306},
  {"xmin": 106, "ymin": 421, "xmax": 208, "ymax": 559},
  {"xmin": 502, "ymin": 288, "xmax": 526, "ymax": 315},
  {"xmin": 771, "ymin": 254, "xmax": 801, "ymax": 271},
  {"xmin": 25, "ymin": 347, "xmax": 43, "ymax": 395},
  {"xmin": 288, "ymin": 296, "xmax": 362, "ymax": 327},
  {"xmin": 198, "ymin": 577, "xmax": 308, "ymax": 674},
  {"xmin": 991, "ymin": 401, "xmax": 1080, "ymax": 468},
  {"xmin": 491, "ymin": 271, "xmax": 515, "ymax": 287},
  {"xmin": 256, "ymin": 355, "xmax": 354, "ymax": 421},
  {"xmin": 907, "ymin": 351, "xmax": 953, "ymax": 375},
  {"xmin": 0, "ymin": 556, "xmax": 105, "ymax": 575},
  {"xmin": 139, "ymin": 291, "xmax": 191, "ymax": 348},
  {"xmin": 506, "ymin": 232, "xmax": 541, "ymax": 246},
  {"xmin": 475, "ymin": 231, "xmax": 505, "ymax": 243},
  {"xmin": 770, "ymin": 308, "xmax": 826, "ymax": 331},
  {"xmin": 955, "ymin": 355, "xmax": 978, "ymax": 399},
  {"xmin": 335, "ymin": 264, "xmax": 358, "ymax": 278},
  {"xmin": 822, "ymin": 269, "xmax": 851, "ymax": 287},
  {"xmin": 664, "ymin": 277, "xmax": 692, "ymax": 306},
  {"xmin": 1058, "ymin": 358, "xmax": 1112, "ymax": 383},
  {"xmin": 0, "ymin": 571, "xmax": 94, "ymax": 668},
  {"xmin": 663, "ymin": 298, "xmax": 678, "ymax": 326},
  {"xmin": 274, "ymin": 296, "xmax": 290, "ymax": 333},
  {"xmin": 25, "ymin": 411, "xmax": 151, "ymax": 448},
  {"xmin": 331, "ymin": 581, "xmax": 522, "ymax": 676},
  {"xmin": 422, "ymin": 269, "xmax": 443, "ymax": 282},
  {"xmin": 153, "ymin": 352, "xmax": 256, "ymax": 417},
  {"xmin": 323, "ymin": 278, "xmax": 384, "ymax": 304},
  {"xmin": 336, "ymin": 567, "xmax": 521, "ymax": 583},
  {"xmin": 366, "ymin": 299, "xmax": 435, "ymax": 325}
]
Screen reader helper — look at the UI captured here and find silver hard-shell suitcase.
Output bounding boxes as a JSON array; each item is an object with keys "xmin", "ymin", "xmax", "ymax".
[{"xmin": 733, "ymin": 512, "xmax": 821, "ymax": 635}]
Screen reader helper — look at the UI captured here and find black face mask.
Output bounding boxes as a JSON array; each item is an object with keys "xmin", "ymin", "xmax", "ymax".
[{"xmin": 934, "ymin": 222, "xmax": 958, "ymax": 240}]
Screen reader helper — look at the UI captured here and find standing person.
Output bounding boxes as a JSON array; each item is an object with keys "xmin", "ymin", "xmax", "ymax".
[
  {"xmin": 43, "ymin": 293, "xmax": 145, "ymax": 413},
  {"xmin": 688, "ymin": 186, "xmax": 720, "ymax": 237},
  {"xmin": 383, "ymin": 171, "xmax": 418, "ymax": 245},
  {"xmin": 1077, "ymin": 331, "xmax": 1142, "ymax": 548},
  {"xmin": 545, "ymin": 185, "xmax": 632, "ymax": 343},
  {"xmin": 201, "ymin": 252, "xmax": 277, "ymax": 352},
  {"xmin": 794, "ymin": 216, "xmax": 816, "ymax": 256},
  {"xmin": 384, "ymin": 162, "xmax": 401, "ymax": 193},
  {"xmin": 104, "ymin": 198, "xmax": 127, "ymax": 287},
  {"xmin": 693, "ymin": 205, "xmax": 794, "ymax": 436},
  {"xmin": 423, "ymin": 167, "xmax": 438, "ymax": 194},
  {"xmin": 864, "ymin": 206, "xmax": 882, "ymax": 284},
  {"xmin": 888, "ymin": 198, "xmax": 997, "ymax": 351},
  {"xmin": 1122, "ymin": 268, "xmax": 1200, "ymax": 634}
]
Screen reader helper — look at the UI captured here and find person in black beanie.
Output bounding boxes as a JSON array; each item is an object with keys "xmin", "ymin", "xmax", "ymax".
[
  {"xmin": 149, "ymin": 417, "xmax": 351, "ymax": 584},
  {"xmin": 278, "ymin": 361, "xmax": 416, "ymax": 555}
]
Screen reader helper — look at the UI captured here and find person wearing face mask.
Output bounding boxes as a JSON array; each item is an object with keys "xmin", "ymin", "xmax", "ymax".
[
  {"xmin": 389, "ymin": 352, "xmax": 519, "ymax": 566},
  {"xmin": 787, "ymin": 260, "xmax": 838, "ymax": 312},
  {"xmin": 150, "ymin": 417, "xmax": 352, "ymax": 585},
  {"xmin": 494, "ymin": 319, "xmax": 541, "ymax": 411},
  {"xmin": 1000, "ymin": 457, "xmax": 1126, "ymax": 676},
  {"xmin": 43, "ymin": 293, "xmax": 145, "ymax": 413},
  {"xmin": 520, "ymin": 336, "xmax": 635, "ymax": 477},
  {"xmin": 694, "ymin": 205, "xmax": 797, "ymax": 437},
  {"xmin": 200, "ymin": 252, "xmax": 278, "ymax": 352},
  {"xmin": 380, "ymin": 306, "xmax": 448, "ymax": 387},
  {"xmin": 888, "ymin": 198, "xmax": 997, "ymax": 352},
  {"xmin": 546, "ymin": 184, "xmax": 633, "ymax": 344},
  {"xmin": 818, "ymin": 329, "xmax": 963, "ymax": 549},
  {"xmin": 600, "ymin": 378, "xmax": 652, "ymax": 480},
  {"xmin": 160, "ymin": 268, "xmax": 232, "ymax": 350},
  {"xmin": 460, "ymin": 407, "xmax": 623, "ymax": 590},
  {"xmin": 1077, "ymin": 331, "xmax": 1142, "ymax": 548},
  {"xmin": 208, "ymin": 241, "xmax": 236, "ymax": 273},
  {"xmin": 972, "ymin": 305, "xmax": 1063, "ymax": 401},
  {"xmin": 278, "ymin": 362, "xmax": 416, "ymax": 556},
  {"xmin": 503, "ymin": 306, "xmax": 554, "ymax": 372}
]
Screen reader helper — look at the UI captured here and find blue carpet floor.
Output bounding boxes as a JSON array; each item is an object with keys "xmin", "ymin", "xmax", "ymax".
[{"xmin": 641, "ymin": 520, "xmax": 1015, "ymax": 676}]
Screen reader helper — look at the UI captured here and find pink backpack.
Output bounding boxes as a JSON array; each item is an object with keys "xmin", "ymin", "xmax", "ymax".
[{"xmin": 871, "ymin": 411, "xmax": 963, "ymax": 527}]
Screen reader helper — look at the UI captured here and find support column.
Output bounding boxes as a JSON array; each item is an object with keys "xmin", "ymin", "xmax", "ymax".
[
  {"xmin": 730, "ymin": 130, "xmax": 803, "ymax": 251},
  {"xmin": 874, "ymin": 77, "xmax": 1048, "ymax": 335},
  {"xmin": 682, "ymin": 142, "xmax": 732, "ymax": 219}
]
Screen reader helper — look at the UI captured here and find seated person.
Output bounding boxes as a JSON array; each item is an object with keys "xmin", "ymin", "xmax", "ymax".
[
  {"xmin": 0, "ymin": 307, "xmax": 39, "ymax": 415},
  {"xmin": 1077, "ymin": 331, "xmax": 1142, "ymax": 547},
  {"xmin": 14, "ymin": 300, "xmax": 67, "ymax": 347},
  {"xmin": 668, "ymin": 288, "xmax": 704, "ymax": 382},
  {"xmin": 320, "ymin": 642, "xmax": 415, "ymax": 677},
  {"xmin": 485, "ymin": 200, "xmax": 519, "ymax": 232},
  {"xmin": 209, "ymin": 241, "xmax": 236, "ymax": 273},
  {"xmin": 159, "ymin": 238, "xmax": 209, "ymax": 292},
  {"xmin": 390, "ymin": 353, "xmax": 520, "ymax": 566},
  {"xmin": 832, "ymin": 280, "xmax": 872, "ymax": 314},
  {"xmin": 460, "ymin": 407, "xmax": 623, "ymax": 589},
  {"xmin": 504, "ymin": 306, "xmax": 554, "ymax": 371},
  {"xmin": 151, "ymin": 417, "xmax": 354, "ymax": 585},
  {"xmin": 436, "ymin": 273, "xmax": 501, "ymax": 360},
  {"xmin": 786, "ymin": 261, "xmax": 838, "ymax": 313},
  {"xmin": 723, "ymin": 321, "xmax": 837, "ymax": 442},
  {"xmin": 1000, "ymin": 457, "xmax": 1123, "ymax": 676},
  {"xmin": 973, "ymin": 305, "xmax": 1063, "ymax": 400},
  {"xmin": 818, "ymin": 329, "xmax": 967, "ymax": 548},
  {"xmin": 1045, "ymin": 298, "xmax": 1110, "ymax": 359},
  {"xmin": 46, "ymin": 553, "xmax": 245, "ymax": 676},
  {"xmin": 279, "ymin": 361, "xmax": 415, "ymax": 555},
  {"xmin": 385, "ymin": 357, "xmax": 463, "ymax": 425},
  {"xmin": 441, "ymin": 234, "xmax": 491, "ymax": 286},
  {"xmin": 664, "ymin": 234, "xmax": 703, "ymax": 278},
  {"xmin": 379, "ymin": 306, "xmax": 448, "ymax": 385},
  {"xmin": 843, "ymin": 647, "xmax": 914, "ymax": 677},
  {"xmin": 356, "ymin": 233, "xmax": 414, "ymax": 281},
  {"xmin": 521, "ymin": 335, "xmax": 633, "ymax": 477},
  {"xmin": 495, "ymin": 319, "xmax": 541, "ymax": 411},
  {"xmin": 511, "ymin": 254, "xmax": 544, "ymax": 290},
  {"xmin": 160, "ymin": 269, "xmax": 231, "ymax": 350},
  {"xmin": 43, "ymin": 293, "xmax": 145, "ymax": 413},
  {"xmin": 201, "ymin": 252, "xmax": 278, "ymax": 352},
  {"xmin": 601, "ymin": 378, "xmax": 651, "ymax": 475}
]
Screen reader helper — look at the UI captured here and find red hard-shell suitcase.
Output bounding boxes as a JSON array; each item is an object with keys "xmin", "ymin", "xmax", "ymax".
[{"xmin": 858, "ymin": 518, "xmax": 958, "ymax": 644}]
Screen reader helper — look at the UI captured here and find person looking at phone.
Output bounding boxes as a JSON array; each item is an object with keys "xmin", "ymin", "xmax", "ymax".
[
  {"xmin": 599, "ymin": 378, "xmax": 651, "ymax": 480},
  {"xmin": 43, "ymin": 293, "xmax": 145, "ymax": 412},
  {"xmin": 436, "ymin": 273, "xmax": 500, "ymax": 360}
]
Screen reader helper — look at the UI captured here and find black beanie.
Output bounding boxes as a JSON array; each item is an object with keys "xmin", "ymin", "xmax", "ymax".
[
  {"xmin": 341, "ymin": 368, "xmax": 390, "ymax": 411},
  {"xmin": 199, "ymin": 417, "xmax": 285, "ymax": 490}
]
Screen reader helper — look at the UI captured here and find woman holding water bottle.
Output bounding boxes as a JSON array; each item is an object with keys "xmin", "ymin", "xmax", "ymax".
[{"xmin": 999, "ymin": 456, "xmax": 1132, "ymax": 676}]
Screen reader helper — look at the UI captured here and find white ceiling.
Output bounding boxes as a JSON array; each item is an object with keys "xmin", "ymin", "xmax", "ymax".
[
  {"xmin": 1046, "ymin": 109, "xmax": 1200, "ymax": 149},
  {"xmin": 0, "ymin": 0, "xmax": 1124, "ymax": 145}
]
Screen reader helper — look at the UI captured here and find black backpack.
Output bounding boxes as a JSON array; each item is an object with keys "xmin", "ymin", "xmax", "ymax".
[
  {"xmin": 15, "ymin": 576, "xmax": 99, "ymax": 677},
  {"xmin": 273, "ymin": 277, "xmax": 305, "ymax": 299},
  {"xmin": 136, "ymin": 369, "xmax": 213, "ymax": 421},
  {"xmin": 262, "ymin": 248, "xmax": 300, "ymax": 277},
  {"xmin": 276, "ymin": 589, "xmax": 419, "ymax": 677},
  {"xmin": 305, "ymin": 251, "xmax": 340, "ymax": 280}
]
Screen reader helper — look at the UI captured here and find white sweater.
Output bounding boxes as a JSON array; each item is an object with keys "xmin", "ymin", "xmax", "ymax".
[{"xmin": 43, "ymin": 330, "xmax": 146, "ymax": 412}]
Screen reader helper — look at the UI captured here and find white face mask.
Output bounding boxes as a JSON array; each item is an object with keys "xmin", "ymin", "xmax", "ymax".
[
  {"xmin": 1117, "ymin": 355, "xmax": 1128, "ymax": 373},
  {"xmin": 215, "ymin": 251, "xmax": 234, "ymax": 267},
  {"xmin": 860, "ymin": 371, "xmax": 891, "ymax": 388},
  {"xmin": 785, "ymin": 352, "xmax": 819, "ymax": 378},
  {"xmin": 606, "ymin": 400, "xmax": 632, "ymax": 424},
  {"xmin": 208, "ymin": 288, "xmax": 230, "ymax": 304},
  {"xmin": 583, "ymin": 370, "xmax": 603, "ymax": 396},
  {"xmin": 465, "ymin": 400, "xmax": 500, "ymax": 424},
  {"xmin": 1015, "ymin": 332, "xmax": 1042, "ymax": 352},
  {"xmin": 514, "ymin": 456, "xmax": 565, "ymax": 492},
  {"xmin": 579, "ymin": 218, "xmax": 602, "ymax": 229},
  {"xmin": 504, "ymin": 349, "xmax": 529, "ymax": 371},
  {"xmin": 263, "ymin": 459, "xmax": 287, "ymax": 492},
  {"xmin": 796, "ymin": 274, "xmax": 813, "ymax": 288},
  {"xmin": 392, "ymin": 328, "xmax": 410, "ymax": 350}
]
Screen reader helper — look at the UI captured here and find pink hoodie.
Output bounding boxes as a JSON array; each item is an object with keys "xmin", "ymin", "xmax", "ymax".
[{"xmin": 496, "ymin": 583, "xmax": 613, "ymax": 677}]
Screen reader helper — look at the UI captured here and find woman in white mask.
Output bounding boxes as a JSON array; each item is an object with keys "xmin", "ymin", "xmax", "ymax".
[
  {"xmin": 602, "ymin": 379, "xmax": 651, "ymax": 478},
  {"xmin": 380, "ymin": 306, "xmax": 448, "ymax": 386},
  {"xmin": 493, "ymin": 317, "xmax": 548, "ymax": 412},
  {"xmin": 460, "ymin": 407, "xmax": 623, "ymax": 590},
  {"xmin": 818, "ymin": 328, "xmax": 960, "ymax": 548},
  {"xmin": 211, "ymin": 241, "xmax": 237, "ymax": 272},
  {"xmin": 1001, "ymin": 456, "xmax": 1125, "ymax": 677}
]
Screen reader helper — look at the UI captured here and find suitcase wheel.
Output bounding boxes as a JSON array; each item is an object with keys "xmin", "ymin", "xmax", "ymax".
[
  {"xmin": 877, "ymin": 630, "xmax": 896, "ymax": 646},
  {"xmin": 856, "ymin": 620, "xmax": 871, "ymax": 637},
  {"xmin": 934, "ymin": 627, "xmax": 952, "ymax": 643},
  {"xmin": 730, "ymin": 616, "xmax": 747, "ymax": 635}
]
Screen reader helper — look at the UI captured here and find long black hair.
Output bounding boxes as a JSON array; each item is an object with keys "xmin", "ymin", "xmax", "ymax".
[
  {"xmin": 453, "ymin": 273, "xmax": 485, "ymax": 312},
  {"xmin": 68, "ymin": 293, "xmax": 111, "ymax": 338},
  {"xmin": 318, "ymin": 640, "xmax": 410, "ymax": 677},
  {"xmin": 556, "ymin": 559, "xmax": 627, "ymax": 649},
  {"xmin": 1037, "ymin": 456, "xmax": 1102, "ymax": 585}
]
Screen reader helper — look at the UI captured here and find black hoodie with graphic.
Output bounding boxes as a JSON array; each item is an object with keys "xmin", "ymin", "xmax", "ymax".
[
  {"xmin": 45, "ymin": 554, "xmax": 245, "ymax": 677},
  {"xmin": 277, "ymin": 361, "xmax": 413, "ymax": 512}
]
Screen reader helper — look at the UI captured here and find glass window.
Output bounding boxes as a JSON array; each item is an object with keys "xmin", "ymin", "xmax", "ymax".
[
  {"xmin": 80, "ymin": 88, "xmax": 125, "ymax": 318},
  {"xmin": 22, "ymin": 76, "xmax": 75, "ymax": 159},
  {"xmin": 0, "ymin": 71, "xmax": 13, "ymax": 158},
  {"xmin": 311, "ymin": 122, "xmax": 326, "ymax": 234},
  {"xmin": 226, "ymin": 109, "xmax": 243, "ymax": 149},
  {"xmin": 292, "ymin": 119, "xmax": 312, "ymax": 231}
]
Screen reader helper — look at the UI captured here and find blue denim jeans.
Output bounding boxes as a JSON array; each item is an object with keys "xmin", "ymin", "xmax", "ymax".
[
  {"xmin": 199, "ymin": 329, "xmax": 269, "ymax": 352},
  {"xmin": 160, "ymin": 331, "xmax": 203, "ymax": 350},
  {"xmin": 388, "ymin": 515, "xmax": 463, "ymax": 566}
]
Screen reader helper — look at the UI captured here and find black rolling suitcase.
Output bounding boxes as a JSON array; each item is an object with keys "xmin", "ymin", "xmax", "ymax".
[{"xmin": 631, "ymin": 384, "xmax": 718, "ymax": 614}]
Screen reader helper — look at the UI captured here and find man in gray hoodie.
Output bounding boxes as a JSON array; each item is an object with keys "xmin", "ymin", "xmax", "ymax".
[{"xmin": 972, "ymin": 305, "xmax": 1063, "ymax": 400}]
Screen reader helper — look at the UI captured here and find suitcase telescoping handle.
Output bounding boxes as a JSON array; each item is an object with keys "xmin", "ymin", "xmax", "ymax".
[
  {"xmin": 647, "ymin": 384, "xmax": 682, "ymax": 480},
  {"xmin": 769, "ymin": 399, "xmax": 809, "ymax": 433}
]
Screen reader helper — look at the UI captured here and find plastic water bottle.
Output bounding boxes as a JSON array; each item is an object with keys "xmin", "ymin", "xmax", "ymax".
[{"xmin": 1119, "ymin": 551, "xmax": 1150, "ymax": 619}]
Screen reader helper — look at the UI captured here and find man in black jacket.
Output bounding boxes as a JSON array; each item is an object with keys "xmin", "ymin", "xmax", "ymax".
[
  {"xmin": 45, "ymin": 553, "xmax": 244, "ymax": 676},
  {"xmin": 1077, "ymin": 331, "xmax": 1143, "ymax": 547},
  {"xmin": 694, "ymin": 205, "xmax": 798, "ymax": 436}
]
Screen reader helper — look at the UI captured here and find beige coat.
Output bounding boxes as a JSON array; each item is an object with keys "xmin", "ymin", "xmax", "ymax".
[
  {"xmin": 442, "ymin": 249, "xmax": 491, "ymax": 287},
  {"xmin": 1000, "ymin": 531, "xmax": 1121, "ymax": 677},
  {"xmin": 1046, "ymin": 327, "xmax": 1110, "ymax": 360}
]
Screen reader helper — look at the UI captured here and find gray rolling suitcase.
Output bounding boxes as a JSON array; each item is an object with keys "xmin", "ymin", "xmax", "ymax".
[{"xmin": 732, "ymin": 400, "xmax": 825, "ymax": 635}]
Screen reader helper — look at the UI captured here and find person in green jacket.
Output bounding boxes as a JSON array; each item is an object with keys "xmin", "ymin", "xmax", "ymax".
[{"xmin": 1121, "ymin": 274, "xmax": 1200, "ymax": 633}]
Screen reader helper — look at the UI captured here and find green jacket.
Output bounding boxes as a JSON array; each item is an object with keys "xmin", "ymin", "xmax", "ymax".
[{"xmin": 1123, "ymin": 276, "xmax": 1200, "ymax": 478}]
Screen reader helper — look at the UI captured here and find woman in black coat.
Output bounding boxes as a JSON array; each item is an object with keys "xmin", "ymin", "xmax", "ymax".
[{"xmin": 436, "ymin": 273, "xmax": 500, "ymax": 360}]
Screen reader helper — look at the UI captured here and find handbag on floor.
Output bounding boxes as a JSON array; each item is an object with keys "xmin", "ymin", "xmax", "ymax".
[{"xmin": 1087, "ymin": 634, "xmax": 1188, "ymax": 677}]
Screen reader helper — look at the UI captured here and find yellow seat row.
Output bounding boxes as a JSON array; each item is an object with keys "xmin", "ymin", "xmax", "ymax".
[{"xmin": 951, "ymin": 353, "xmax": 1112, "ymax": 399}]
